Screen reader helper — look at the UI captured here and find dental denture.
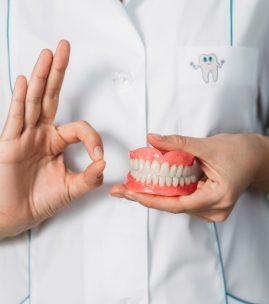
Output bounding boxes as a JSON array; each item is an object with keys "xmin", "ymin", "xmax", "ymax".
[{"xmin": 125, "ymin": 147, "xmax": 198, "ymax": 196}]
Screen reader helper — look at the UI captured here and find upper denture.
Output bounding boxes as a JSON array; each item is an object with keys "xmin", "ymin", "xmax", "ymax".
[{"xmin": 129, "ymin": 147, "xmax": 194, "ymax": 167}]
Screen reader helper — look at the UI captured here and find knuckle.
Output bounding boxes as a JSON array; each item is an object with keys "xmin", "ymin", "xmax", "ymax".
[
  {"xmin": 54, "ymin": 64, "xmax": 66, "ymax": 74},
  {"xmin": 44, "ymin": 88, "xmax": 60, "ymax": 100},
  {"xmin": 26, "ymin": 96, "xmax": 42, "ymax": 104},
  {"xmin": 173, "ymin": 135, "xmax": 188, "ymax": 149},
  {"xmin": 35, "ymin": 73, "xmax": 48, "ymax": 82},
  {"xmin": 78, "ymin": 120, "xmax": 91, "ymax": 129},
  {"xmin": 9, "ymin": 113, "xmax": 24, "ymax": 122}
]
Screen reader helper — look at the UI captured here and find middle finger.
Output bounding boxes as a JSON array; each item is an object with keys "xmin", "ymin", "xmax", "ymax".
[{"xmin": 24, "ymin": 49, "xmax": 53, "ymax": 128}]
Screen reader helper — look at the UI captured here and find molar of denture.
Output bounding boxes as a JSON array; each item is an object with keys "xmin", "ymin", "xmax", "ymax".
[
  {"xmin": 153, "ymin": 174, "xmax": 159, "ymax": 186},
  {"xmin": 191, "ymin": 176, "xmax": 197, "ymax": 183},
  {"xmin": 159, "ymin": 176, "xmax": 165, "ymax": 187},
  {"xmin": 166, "ymin": 176, "xmax": 172, "ymax": 187},
  {"xmin": 151, "ymin": 160, "xmax": 160, "ymax": 175},
  {"xmin": 179, "ymin": 177, "xmax": 185, "ymax": 187},
  {"xmin": 160, "ymin": 162, "xmax": 170, "ymax": 176},
  {"xmin": 169, "ymin": 164, "xmax": 177, "ymax": 177},
  {"xmin": 173, "ymin": 177, "xmax": 179, "ymax": 187},
  {"xmin": 176, "ymin": 165, "xmax": 183, "ymax": 177},
  {"xmin": 185, "ymin": 176, "xmax": 191, "ymax": 186},
  {"xmin": 144, "ymin": 160, "xmax": 151, "ymax": 173},
  {"xmin": 182, "ymin": 166, "xmax": 191, "ymax": 177}
]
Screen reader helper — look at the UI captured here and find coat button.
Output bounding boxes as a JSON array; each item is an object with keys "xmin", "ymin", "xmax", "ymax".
[{"xmin": 112, "ymin": 71, "xmax": 133, "ymax": 88}]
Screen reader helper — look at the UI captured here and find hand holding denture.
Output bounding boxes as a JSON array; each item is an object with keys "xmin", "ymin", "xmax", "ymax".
[{"xmin": 111, "ymin": 133, "xmax": 265, "ymax": 222}]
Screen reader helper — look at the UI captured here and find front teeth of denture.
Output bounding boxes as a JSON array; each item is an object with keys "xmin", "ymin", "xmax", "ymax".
[
  {"xmin": 169, "ymin": 164, "xmax": 177, "ymax": 177},
  {"xmin": 153, "ymin": 174, "xmax": 159, "ymax": 186},
  {"xmin": 129, "ymin": 158, "xmax": 197, "ymax": 187},
  {"xmin": 151, "ymin": 160, "xmax": 161, "ymax": 175},
  {"xmin": 160, "ymin": 162, "xmax": 170, "ymax": 176}
]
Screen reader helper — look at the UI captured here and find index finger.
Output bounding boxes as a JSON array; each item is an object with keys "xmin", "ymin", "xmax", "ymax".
[
  {"xmin": 56, "ymin": 120, "xmax": 104, "ymax": 162},
  {"xmin": 39, "ymin": 40, "xmax": 70, "ymax": 124}
]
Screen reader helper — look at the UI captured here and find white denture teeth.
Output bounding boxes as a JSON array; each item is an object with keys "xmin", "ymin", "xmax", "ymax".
[
  {"xmin": 134, "ymin": 159, "xmax": 139, "ymax": 170},
  {"xmin": 159, "ymin": 176, "xmax": 165, "ymax": 187},
  {"xmin": 146, "ymin": 174, "xmax": 152, "ymax": 184},
  {"xmin": 136, "ymin": 172, "xmax": 142, "ymax": 182},
  {"xmin": 191, "ymin": 176, "xmax": 197, "ymax": 183},
  {"xmin": 166, "ymin": 176, "xmax": 172, "ymax": 187},
  {"xmin": 185, "ymin": 176, "xmax": 191, "ymax": 186},
  {"xmin": 151, "ymin": 160, "xmax": 160, "ymax": 175},
  {"xmin": 182, "ymin": 166, "xmax": 191, "ymax": 177},
  {"xmin": 173, "ymin": 177, "xmax": 179, "ymax": 187},
  {"xmin": 153, "ymin": 174, "xmax": 159, "ymax": 185},
  {"xmin": 144, "ymin": 160, "xmax": 151, "ymax": 173},
  {"xmin": 169, "ymin": 164, "xmax": 177, "ymax": 177},
  {"xmin": 176, "ymin": 165, "xmax": 183, "ymax": 177},
  {"xmin": 129, "ymin": 158, "xmax": 197, "ymax": 187},
  {"xmin": 159, "ymin": 162, "xmax": 170, "ymax": 177},
  {"xmin": 141, "ymin": 173, "xmax": 147, "ymax": 183},
  {"xmin": 139, "ymin": 159, "xmax": 145, "ymax": 171}
]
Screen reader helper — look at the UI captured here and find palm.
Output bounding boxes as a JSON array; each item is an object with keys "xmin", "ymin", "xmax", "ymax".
[{"xmin": 0, "ymin": 41, "xmax": 105, "ymax": 237}]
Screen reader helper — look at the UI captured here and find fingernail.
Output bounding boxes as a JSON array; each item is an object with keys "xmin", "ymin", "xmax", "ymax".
[
  {"xmin": 97, "ymin": 172, "xmax": 103, "ymax": 179},
  {"xmin": 93, "ymin": 146, "xmax": 104, "ymax": 160},
  {"xmin": 149, "ymin": 133, "xmax": 165, "ymax": 141}
]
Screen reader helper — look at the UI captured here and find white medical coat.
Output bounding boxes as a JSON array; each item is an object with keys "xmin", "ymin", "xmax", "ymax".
[{"xmin": 0, "ymin": 0, "xmax": 269, "ymax": 303}]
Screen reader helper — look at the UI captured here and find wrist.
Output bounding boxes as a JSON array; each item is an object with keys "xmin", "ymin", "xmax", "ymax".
[{"xmin": 249, "ymin": 133, "xmax": 269, "ymax": 193}]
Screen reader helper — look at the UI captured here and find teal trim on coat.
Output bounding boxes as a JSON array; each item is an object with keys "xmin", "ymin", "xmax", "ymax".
[{"xmin": 6, "ymin": 1, "xmax": 32, "ymax": 303}]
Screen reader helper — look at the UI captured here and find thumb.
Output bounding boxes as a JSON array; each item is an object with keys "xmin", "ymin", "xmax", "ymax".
[
  {"xmin": 147, "ymin": 133, "xmax": 208, "ymax": 159},
  {"xmin": 65, "ymin": 159, "xmax": 106, "ymax": 202}
]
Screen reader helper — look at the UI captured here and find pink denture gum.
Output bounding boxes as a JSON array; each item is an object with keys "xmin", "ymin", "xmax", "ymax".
[{"xmin": 125, "ymin": 147, "xmax": 198, "ymax": 196}]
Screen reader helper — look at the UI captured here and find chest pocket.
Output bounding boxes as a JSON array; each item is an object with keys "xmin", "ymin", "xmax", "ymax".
[{"xmin": 176, "ymin": 46, "xmax": 259, "ymax": 137}]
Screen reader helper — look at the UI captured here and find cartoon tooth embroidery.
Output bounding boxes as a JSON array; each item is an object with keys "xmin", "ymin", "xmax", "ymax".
[
  {"xmin": 125, "ymin": 147, "xmax": 198, "ymax": 197},
  {"xmin": 190, "ymin": 54, "xmax": 225, "ymax": 83}
]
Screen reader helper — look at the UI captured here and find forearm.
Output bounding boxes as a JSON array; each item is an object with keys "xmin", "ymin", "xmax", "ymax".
[{"xmin": 251, "ymin": 134, "xmax": 269, "ymax": 193}]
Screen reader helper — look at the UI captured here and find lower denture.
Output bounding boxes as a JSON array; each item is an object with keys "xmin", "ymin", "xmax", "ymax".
[{"xmin": 125, "ymin": 147, "xmax": 198, "ymax": 196}]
